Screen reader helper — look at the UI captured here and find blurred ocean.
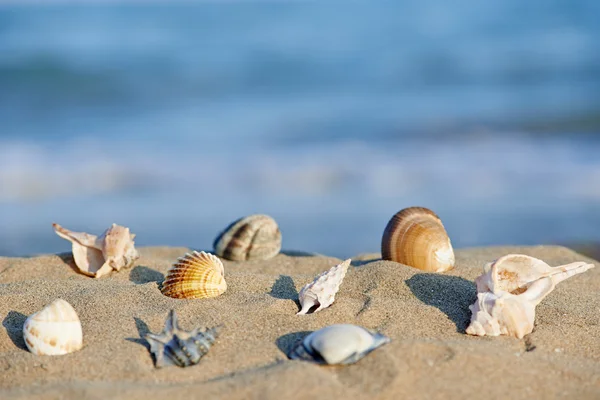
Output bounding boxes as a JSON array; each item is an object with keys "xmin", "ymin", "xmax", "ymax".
[{"xmin": 1, "ymin": 1, "xmax": 600, "ymax": 258}]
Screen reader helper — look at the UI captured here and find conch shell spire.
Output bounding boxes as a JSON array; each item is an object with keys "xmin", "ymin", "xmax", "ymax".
[
  {"xmin": 53, "ymin": 223, "xmax": 139, "ymax": 278},
  {"xmin": 466, "ymin": 254, "xmax": 594, "ymax": 339}
]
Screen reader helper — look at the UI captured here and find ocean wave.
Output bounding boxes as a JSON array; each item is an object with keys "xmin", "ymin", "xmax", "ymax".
[{"xmin": 2, "ymin": 134, "xmax": 600, "ymax": 202}]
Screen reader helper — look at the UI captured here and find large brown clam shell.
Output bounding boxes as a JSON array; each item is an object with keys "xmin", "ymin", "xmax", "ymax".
[{"xmin": 381, "ymin": 207, "xmax": 454, "ymax": 272}]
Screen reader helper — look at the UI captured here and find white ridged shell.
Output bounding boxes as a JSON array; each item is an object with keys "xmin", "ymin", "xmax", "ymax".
[
  {"xmin": 297, "ymin": 259, "xmax": 350, "ymax": 315},
  {"xmin": 23, "ymin": 299, "xmax": 83, "ymax": 356}
]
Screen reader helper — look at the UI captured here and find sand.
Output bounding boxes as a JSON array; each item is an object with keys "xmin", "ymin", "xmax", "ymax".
[{"xmin": 0, "ymin": 245, "xmax": 599, "ymax": 399}]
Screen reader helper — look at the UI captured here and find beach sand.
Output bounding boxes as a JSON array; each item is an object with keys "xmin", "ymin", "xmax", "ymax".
[{"xmin": 1, "ymin": 245, "xmax": 599, "ymax": 399}]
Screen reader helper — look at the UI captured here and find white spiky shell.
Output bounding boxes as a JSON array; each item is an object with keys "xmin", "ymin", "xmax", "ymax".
[
  {"xmin": 466, "ymin": 254, "xmax": 595, "ymax": 339},
  {"xmin": 297, "ymin": 259, "xmax": 351, "ymax": 315},
  {"xmin": 23, "ymin": 299, "xmax": 83, "ymax": 356}
]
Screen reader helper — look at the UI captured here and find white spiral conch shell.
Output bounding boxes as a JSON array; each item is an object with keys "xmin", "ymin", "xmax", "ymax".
[
  {"xmin": 466, "ymin": 254, "xmax": 595, "ymax": 339},
  {"xmin": 288, "ymin": 324, "xmax": 390, "ymax": 365},
  {"xmin": 23, "ymin": 299, "xmax": 83, "ymax": 356},
  {"xmin": 297, "ymin": 259, "xmax": 351, "ymax": 315},
  {"xmin": 53, "ymin": 223, "xmax": 140, "ymax": 278}
]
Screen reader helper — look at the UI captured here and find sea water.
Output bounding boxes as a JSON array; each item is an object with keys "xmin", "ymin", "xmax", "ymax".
[{"xmin": 1, "ymin": 1, "xmax": 600, "ymax": 257}]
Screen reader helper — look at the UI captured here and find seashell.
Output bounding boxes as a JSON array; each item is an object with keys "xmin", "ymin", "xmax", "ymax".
[
  {"xmin": 466, "ymin": 254, "xmax": 595, "ymax": 338},
  {"xmin": 288, "ymin": 324, "xmax": 390, "ymax": 365},
  {"xmin": 160, "ymin": 251, "xmax": 227, "ymax": 299},
  {"xmin": 381, "ymin": 207, "xmax": 455, "ymax": 273},
  {"xmin": 53, "ymin": 222, "xmax": 139, "ymax": 278},
  {"xmin": 145, "ymin": 309, "xmax": 222, "ymax": 368},
  {"xmin": 297, "ymin": 259, "xmax": 351, "ymax": 315},
  {"xmin": 23, "ymin": 299, "xmax": 83, "ymax": 356},
  {"xmin": 213, "ymin": 214, "xmax": 281, "ymax": 261}
]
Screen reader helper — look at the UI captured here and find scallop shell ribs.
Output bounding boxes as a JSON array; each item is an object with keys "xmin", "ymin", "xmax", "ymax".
[
  {"xmin": 23, "ymin": 299, "xmax": 83, "ymax": 356},
  {"xmin": 381, "ymin": 207, "xmax": 454, "ymax": 272},
  {"xmin": 161, "ymin": 251, "xmax": 227, "ymax": 299},
  {"xmin": 145, "ymin": 310, "xmax": 222, "ymax": 368},
  {"xmin": 213, "ymin": 214, "xmax": 281, "ymax": 261}
]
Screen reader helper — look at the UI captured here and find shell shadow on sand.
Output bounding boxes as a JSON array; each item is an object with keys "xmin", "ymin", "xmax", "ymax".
[
  {"xmin": 129, "ymin": 266, "xmax": 164, "ymax": 285},
  {"xmin": 405, "ymin": 274, "xmax": 477, "ymax": 333},
  {"xmin": 55, "ymin": 252, "xmax": 82, "ymax": 275},
  {"xmin": 276, "ymin": 331, "xmax": 312, "ymax": 356},
  {"xmin": 2, "ymin": 311, "xmax": 28, "ymax": 350},
  {"xmin": 269, "ymin": 275, "xmax": 299, "ymax": 302},
  {"xmin": 125, "ymin": 317, "xmax": 152, "ymax": 351}
]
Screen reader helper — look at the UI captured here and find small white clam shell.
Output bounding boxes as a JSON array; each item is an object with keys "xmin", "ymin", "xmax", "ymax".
[
  {"xmin": 23, "ymin": 299, "xmax": 83, "ymax": 356},
  {"xmin": 288, "ymin": 324, "xmax": 390, "ymax": 365},
  {"xmin": 297, "ymin": 259, "xmax": 350, "ymax": 315}
]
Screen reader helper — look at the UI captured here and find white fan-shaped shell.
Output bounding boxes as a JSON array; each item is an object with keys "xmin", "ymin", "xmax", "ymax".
[
  {"xmin": 288, "ymin": 324, "xmax": 390, "ymax": 365},
  {"xmin": 23, "ymin": 299, "xmax": 83, "ymax": 356},
  {"xmin": 467, "ymin": 254, "xmax": 595, "ymax": 338},
  {"xmin": 297, "ymin": 259, "xmax": 351, "ymax": 315}
]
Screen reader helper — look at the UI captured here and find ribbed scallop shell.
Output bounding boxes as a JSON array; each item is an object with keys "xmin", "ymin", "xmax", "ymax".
[
  {"xmin": 213, "ymin": 214, "xmax": 281, "ymax": 261},
  {"xmin": 288, "ymin": 324, "xmax": 390, "ymax": 365},
  {"xmin": 23, "ymin": 299, "xmax": 83, "ymax": 356},
  {"xmin": 145, "ymin": 310, "xmax": 222, "ymax": 368},
  {"xmin": 381, "ymin": 207, "xmax": 455, "ymax": 272},
  {"xmin": 297, "ymin": 259, "xmax": 351, "ymax": 315},
  {"xmin": 467, "ymin": 254, "xmax": 595, "ymax": 338},
  {"xmin": 160, "ymin": 251, "xmax": 227, "ymax": 299}
]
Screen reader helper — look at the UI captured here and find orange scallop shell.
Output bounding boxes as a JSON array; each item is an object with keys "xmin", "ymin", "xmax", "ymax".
[{"xmin": 160, "ymin": 251, "xmax": 227, "ymax": 299}]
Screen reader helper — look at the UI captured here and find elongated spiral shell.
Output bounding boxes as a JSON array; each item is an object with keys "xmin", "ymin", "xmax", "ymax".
[
  {"xmin": 381, "ymin": 207, "xmax": 455, "ymax": 272},
  {"xmin": 160, "ymin": 251, "xmax": 227, "ymax": 299},
  {"xmin": 297, "ymin": 259, "xmax": 351, "ymax": 315},
  {"xmin": 213, "ymin": 214, "xmax": 282, "ymax": 261},
  {"xmin": 23, "ymin": 299, "xmax": 83, "ymax": 356}
]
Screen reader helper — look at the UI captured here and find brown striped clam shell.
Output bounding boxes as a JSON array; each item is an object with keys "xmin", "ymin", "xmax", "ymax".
[
  {"xmin": 381, "ymin": 207, "xmax": 455, "ymax": 272},
  {"xmin": 213, "ymin": 214, "xmax": 281, "ymax": 261},
  {"xmin": 161, "ymin": 251, "xmax": 227, "ymax": 299}
]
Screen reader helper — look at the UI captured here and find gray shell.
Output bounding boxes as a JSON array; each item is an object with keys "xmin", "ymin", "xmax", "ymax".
[
  {"xmin": 213, "ymin": 214, "xmax": 282, "ymax": 261},
  {"xmin": 288, "ymin": 324, "xmax": 390, "ymax": 365},
  {"xmin": 145, "ymin": 310, "xmax": 221, "ymax": 368}
]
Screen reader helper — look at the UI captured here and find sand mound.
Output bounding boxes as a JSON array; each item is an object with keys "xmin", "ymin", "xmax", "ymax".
[{"xmin": 1, "ymin": 246, "xmax": 599, "ymax": 399}]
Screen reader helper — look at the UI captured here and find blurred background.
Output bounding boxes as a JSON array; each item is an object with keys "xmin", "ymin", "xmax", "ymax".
[{"xmin": 1, "ymin": 0, "xmax": 600, "ymax": 258}]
